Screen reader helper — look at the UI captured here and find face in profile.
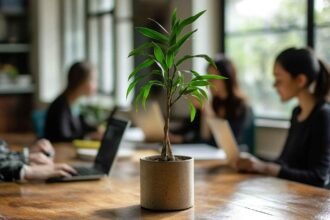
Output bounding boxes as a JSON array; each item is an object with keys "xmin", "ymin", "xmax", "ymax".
[
  {"xmin": 208, "ymin": 66, "xmax": 227, "ymax": 99},
  {"xmin": 81, "ymin": 70, "xmax": 98, "ymax": 96},
  {"xmin": 273, "ymin": 62, "xmax": 302, "ymax": 102}
]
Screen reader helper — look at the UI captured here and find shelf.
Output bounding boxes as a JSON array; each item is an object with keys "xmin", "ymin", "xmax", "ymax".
[
  {"xmin": 0, "ymin": 11, "xmax": 27, "ymax": 17},
  {"xmin": 0, "ymin": 44, "xmax": 30, "ymax": 53},
  {"xmin": 0, "ymin": 84, "xmax": 34, "ymax": 94}
]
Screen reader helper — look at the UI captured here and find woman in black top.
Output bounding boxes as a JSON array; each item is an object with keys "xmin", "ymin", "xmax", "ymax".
[
  {"xmin": 237, "ymin": 47, "xmax": 330, "ymax": 187},
  {"xmin": 170, "ymin": 54, "xmax": 251, "ymax": 149},
  {"xmin": 44, "ymin": 62, "xmax": 100, "ymax": 142}
]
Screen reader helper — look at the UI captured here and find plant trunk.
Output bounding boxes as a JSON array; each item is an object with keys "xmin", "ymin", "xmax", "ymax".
[{"xmin": 161, "ymin": 91, "xmax": 174, "ymax": 161}]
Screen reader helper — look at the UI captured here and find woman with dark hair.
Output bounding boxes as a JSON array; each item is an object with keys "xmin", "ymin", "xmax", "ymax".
[
  {"xmin": 170, "ymin": 54, "xmax": 251, "ymax": 150},
  {"xmin": 44, "ymin": 61, "xmax": 100, "ymax": 142},
  {"xmin": 237, "ymin": 47, "xmax": 330, "ymax": 187}
]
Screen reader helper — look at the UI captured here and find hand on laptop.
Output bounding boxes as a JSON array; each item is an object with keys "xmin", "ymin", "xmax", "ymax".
[
  {"xmin": 29, "ymin": 152, "xmax": 53, "ymax": 165},
  {"xmin": 23, "ymin": 164, "xmax": 77, "ymax": 181}
]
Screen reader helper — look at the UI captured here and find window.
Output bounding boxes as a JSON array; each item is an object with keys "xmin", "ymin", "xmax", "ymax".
[
  {"xmin": 87, "ymin": 0, "xmax": 115, "ymax": 94},
  {"xmin": 223, "ymin": 0, "xmax": 329, "ymax": 119},
  {"xmin": 315, "ymin": 0, "xmax": 330, "ymax": 62}
]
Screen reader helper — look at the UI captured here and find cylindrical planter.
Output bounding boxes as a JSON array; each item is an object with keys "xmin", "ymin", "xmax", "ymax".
[{"xmin": 140, "ymin": 155, "xmax": 194, "ymax": 211}]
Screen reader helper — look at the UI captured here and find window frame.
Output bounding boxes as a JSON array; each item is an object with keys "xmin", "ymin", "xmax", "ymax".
[
  {"xmin": 220, "ymin": 0, "xmax": 327, "ymax": 120},
  {"xmin": 85, "ymin": 0, "xmax": 116, "ymax": 96}
]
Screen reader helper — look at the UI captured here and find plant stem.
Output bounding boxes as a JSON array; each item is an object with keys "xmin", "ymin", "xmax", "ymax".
[{"xmin": 161, "ymin": 88, "xmax": 174, "ymax": 161}]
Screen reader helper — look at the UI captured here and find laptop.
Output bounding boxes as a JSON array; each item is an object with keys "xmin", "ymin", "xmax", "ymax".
[
  {"xmin": 46, "ymin": 118, "xmax": 131, "ymax": 183},
  {"xmin": 171, "ymin": 117, "xmax": 240, "ymax": 166},
  {"xmin": 130, "ymin": 101, "xmax": 164, "ymax": 142}
]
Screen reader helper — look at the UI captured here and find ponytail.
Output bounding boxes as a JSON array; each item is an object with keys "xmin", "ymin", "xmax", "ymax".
[{"xmin": 314, "ymin": 60, "xmax": 330, "ymax": 101}]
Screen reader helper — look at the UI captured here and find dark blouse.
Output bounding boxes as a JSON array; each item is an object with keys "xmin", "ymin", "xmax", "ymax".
[
  {"xmin": 276, "ymin": 100, "xmax": 330, "ymax": 187},
  {"xmin": 44, "ymin": 94, "xmax": 96, "ymax": 142}
]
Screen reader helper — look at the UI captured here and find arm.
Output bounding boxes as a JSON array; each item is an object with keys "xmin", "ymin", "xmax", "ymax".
[{"xmin": 0, "ymin": 152, "xmax": 24, "ymax": 181}]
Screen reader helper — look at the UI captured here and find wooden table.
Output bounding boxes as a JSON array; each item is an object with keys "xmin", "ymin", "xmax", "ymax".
[{"xmin": 1, "ymin": 144, "xmax": 330, "ymax": 219}]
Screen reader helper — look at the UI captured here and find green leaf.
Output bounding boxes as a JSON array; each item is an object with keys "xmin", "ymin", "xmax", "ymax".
[
  {"xmin": 171, "ymin": 8, "xmax": 177, "ymax": 28},
  {"xmin": 148, "ymin": 18, "xmax": 168, "ymax": 34},
  {"xmin": 128, "ymin": 58, "xmax": 154, "ymax": 80},
  {"xmin": 128, "ymin": 42, "xmax": 153, "ymax": 57},
  {"xmin": 197, "ymin": 88, "xmax": 208, "ymax": 99},
  {"xmin": 178, "ymin": 10, "xmax": 206, "ymax": 34},
  {"xmin": 142, "ymin": 84, "xmax": 153, "ymax": 109},
  {"xmin": 126, "ymin": 81, "xmax": 138, "ymax": 98},
  {"xmin": 137, "ymin": 27, "xmax": 169, "ymax": 43},
  {"xmin": 176, "ymin": 54, "xmax": 216, "ymax": 67},
  {"xmin": 190, "ymin": 80, "xmax": 210, "ymax": 87},
  {"xmin": 191, "ymin": 70, "xmax": 201, "ymax": 78},
  {"xmin": 141, "ymin": 80, "xmax": 164, "ymax": 109},
  {"xmin": 189, "ymin": 102, "xmax": 196, "ymax": 122},
  {"xmin": 169, "ymin": 29, "xmax": 197, "ymax": 55},
  {"xmin": 166, "ymin": 52, "xmax": 174, "ymax": 69},
  {"xmin": 172, "ymin": 71, "xmax": 184, "ymax": 89},
  {"xmin": 169, "ymin": 20, "xmax": 180, "ymax": 46},
  {"xmin": 126, "ymin": 73, "xmax": 150, "ymax": 98},
  {"xmin": 192, "ymin": 90, "xmax": 204, "ymax": 107},
  {"xmin": 200, "ymin": 74, "xmax": 227, "ymax": 80},
  {"xmin": 153, "ymin": 43, "xmax": 165, "ymax": 63}
]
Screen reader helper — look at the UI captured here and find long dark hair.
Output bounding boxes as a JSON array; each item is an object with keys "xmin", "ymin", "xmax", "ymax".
[
  {"xmin": 210, "ymin": 54, "xmax": 247, "ymax": 120},
  {"xmin": 65, "ymin": 61, "xmax": 93, "ymax": 92},
  {"xmin": 275, "ymin": 47, "xmax": 330, "ymax": 101}
]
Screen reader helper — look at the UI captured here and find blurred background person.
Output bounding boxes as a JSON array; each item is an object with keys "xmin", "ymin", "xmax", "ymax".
[
  {"xmin": 236, "ymin": 47, "xmax": 330, "ymax": 187},
  {"xmin": 44, "ymin": 61, "xmax": 102, "ymax": 142},
  {"xmin": 171, "ymin": 54, "xmax": 254, "ymax": 152}
]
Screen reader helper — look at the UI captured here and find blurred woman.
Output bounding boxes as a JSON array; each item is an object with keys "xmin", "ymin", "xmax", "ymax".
[
  {"xmin": 44, "ymin": 61, "xmax": 101, "ymax": 142},
  {"xmin": 171, "ymin": 54, "xmax": 252, "ymax": 150},
  {"xmin": 236, "ymin": 47, "xmax": 330, "ymax": 187}
]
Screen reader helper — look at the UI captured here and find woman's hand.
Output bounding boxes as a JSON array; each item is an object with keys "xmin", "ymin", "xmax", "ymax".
[
  {"xmin": 236, "ymin": 153, "xmax": 266, "ymax": 173},
  {"xmin": 29, "ymin": 139, "xmax": 55, "ymax": 157},
  {"xmin": 28, "ymin": 152, "xmax": 53, "ymax": 165},
  {"xmin": 236, "ymin": 153, "xmax": 281, "ymax": 176},
  {"xmin": 23, "ymin": 164, "xmax": 77, "ymax": 181}
]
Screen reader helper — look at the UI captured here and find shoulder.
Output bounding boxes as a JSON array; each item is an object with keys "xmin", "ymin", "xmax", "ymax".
[
  {"xmin": 315, "ymin": 101, "xmax": 330, "ymax": 122},
  {"xmin": 47, "ymin": 94, "xmax": 69, "ymax": 113}
]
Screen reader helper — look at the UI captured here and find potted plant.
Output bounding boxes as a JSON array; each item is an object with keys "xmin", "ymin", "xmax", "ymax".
[{"xmin": 127, "ymin": 9, "xmax": 225, "ymax": 211}]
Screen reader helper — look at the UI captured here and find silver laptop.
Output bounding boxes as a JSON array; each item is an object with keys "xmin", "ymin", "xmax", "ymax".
[
  {"xmin": 131, "ymin": 101, "xmax": 164, "ymax": 142},
  {"xmin": 46, "ymin": 118, "xmax": 131, "ymax": 183},
  {"xmin": 172, "ymin": 117, "xmax": 240, "ymax": 166}
]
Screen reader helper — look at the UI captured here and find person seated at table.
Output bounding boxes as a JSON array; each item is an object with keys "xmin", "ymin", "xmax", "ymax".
[
  {"xmin": 236, "ymin": 47, "xmax": 330, "ymax": 187},
  {"xmin": 170, "ymin": 54, "xmax": 253, "ymax": 151},
  {"xmin": 44, "ymin": 61, "xmax": 102, "ymax": 142},
  {"xmin": 0, "ymin": 139, "xmax": 76, "ymax": 182}
]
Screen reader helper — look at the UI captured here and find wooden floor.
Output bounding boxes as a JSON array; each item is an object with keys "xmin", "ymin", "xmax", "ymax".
[{"xmin": 1, "ymin": 144, "xmax": 330, "ymax": 219}]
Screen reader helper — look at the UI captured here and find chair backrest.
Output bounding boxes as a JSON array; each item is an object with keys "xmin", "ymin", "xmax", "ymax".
[{"xmin": 31, "ymin": 110, "xmax": 46, "ymax": 138}]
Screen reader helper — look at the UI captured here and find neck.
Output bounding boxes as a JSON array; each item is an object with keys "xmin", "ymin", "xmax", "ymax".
[
  {"xmin": 297, "ymin": 89, "xmax": 317, "ymax": 121},
  {"xmin": 64, "ymin": 89, "xmax": 81, "ymax": 106}
]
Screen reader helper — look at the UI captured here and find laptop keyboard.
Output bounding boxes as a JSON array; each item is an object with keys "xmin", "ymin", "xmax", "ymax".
[{"xmin": 73, "ymin": 166, "xmax": 104, "ymax": 176}]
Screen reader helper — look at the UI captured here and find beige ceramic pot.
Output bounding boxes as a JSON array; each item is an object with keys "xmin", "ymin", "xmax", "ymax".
[{"xmin": 140, "ymin": 155, "xmax": 194, "ymax": 211}]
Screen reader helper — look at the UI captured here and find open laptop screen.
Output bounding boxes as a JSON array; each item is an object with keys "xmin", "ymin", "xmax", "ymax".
[{"xmin": 94, "ymin": 118, "xmax": 130, "ymax": 173}]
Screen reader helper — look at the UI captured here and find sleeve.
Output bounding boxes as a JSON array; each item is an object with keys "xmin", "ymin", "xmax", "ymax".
[
  {"xmin": 278, "ymin": 108, "xmax": 330, "ymax": 187},
  {"xmin": 0, "ymin": 152, "xmax": 25, "ymax": 182}
]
